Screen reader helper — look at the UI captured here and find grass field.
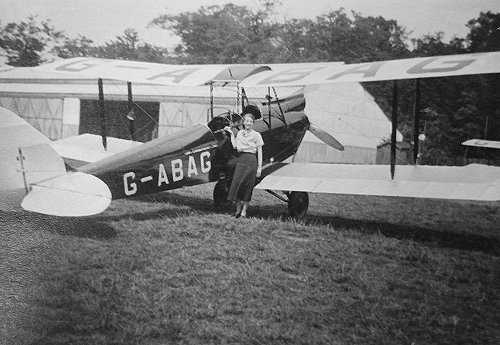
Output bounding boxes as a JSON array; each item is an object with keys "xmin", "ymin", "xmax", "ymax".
[{"xmin": 1, "ymin": 183, "xmax": 499, "ymax": 344}]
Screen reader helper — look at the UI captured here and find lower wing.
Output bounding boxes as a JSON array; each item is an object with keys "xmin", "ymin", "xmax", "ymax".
[
  {"xmin": 256, "ymin": 163, "xmax": 500, "ymax": 202},
  {"xmin": 52, "ymin": 134, "xmax": 143, "ymax": 169}
]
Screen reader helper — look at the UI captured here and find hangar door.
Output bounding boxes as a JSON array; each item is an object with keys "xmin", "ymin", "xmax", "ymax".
[{"xmin": 79, "ymin": 100, "xmax": 159, "ymax": 143}]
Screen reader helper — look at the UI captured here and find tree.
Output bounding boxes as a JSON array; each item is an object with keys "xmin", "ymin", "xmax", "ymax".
[
  {"xmin": 466, "ymin": 11, "xmax": 500, "ymax": 52},
  {"xmin": 96, "ymin": 29, "xmax": 170, "ymax": 63},
  {"xmin": 277, "ymin": 18, "xmax": 328, "ymax": 62},
  {"xmin": 278, "ymin": 9, "xmax": 411, "ymax": 64},
  {"xmin": 56, "ymin": 35, "xmax": 97, "ymax": 58},
  {"xmin": 0, "ymin": 16, "xmax": 66, "ymax": 66},
  {"xmin": 149, "ymin": 2, "xmax": 282, "ymax": 63},
  {"xmin": 465, "ymin": 11, "xmax": 500, "ymax": 142},
  {"xmin": 57, "ymin": 28, "xmax": 171, "ymax": 63}
]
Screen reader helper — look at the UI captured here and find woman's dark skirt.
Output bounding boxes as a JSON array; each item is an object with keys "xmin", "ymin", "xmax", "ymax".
[{"xmin": 227, "ymin": 152, "xmax": 258, "ymax": 202}]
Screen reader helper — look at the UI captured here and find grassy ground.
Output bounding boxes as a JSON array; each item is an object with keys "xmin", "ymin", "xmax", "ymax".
[{"xmin": 1, "ymin": 183, "xmax": 499, "ymax": 345}]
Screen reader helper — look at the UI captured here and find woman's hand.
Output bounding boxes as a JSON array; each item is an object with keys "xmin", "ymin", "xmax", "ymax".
[
  {"xmin": 256, "ymin": 166, "xmax": 262, "ymax": 178},
  {"xmin": 224, "ymin": 126, "xmax": 234, "ymax": 135}
]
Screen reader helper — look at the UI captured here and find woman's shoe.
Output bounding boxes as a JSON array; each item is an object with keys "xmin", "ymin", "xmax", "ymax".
[{"xmin": 235, "ymin": 212, "xmax": 241, "ymax": 218}]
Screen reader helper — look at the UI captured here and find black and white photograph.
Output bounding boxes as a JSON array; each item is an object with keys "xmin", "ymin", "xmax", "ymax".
[{"xmin": 1, "ymin": 0, "xmax": 499, "ymax": 344}]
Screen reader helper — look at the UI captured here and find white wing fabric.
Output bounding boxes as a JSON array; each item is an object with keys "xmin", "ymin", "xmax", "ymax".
[
  {"xmin": 52, "ymin": 134, "xmax": 143, "ymax": 169},
  {"xmin": 31, "ymin": 52, "xmax": 500, "ymax": 87},
  {"xmin": 256, "ymin": 163, "xmax": 500, "ymax": 201}
]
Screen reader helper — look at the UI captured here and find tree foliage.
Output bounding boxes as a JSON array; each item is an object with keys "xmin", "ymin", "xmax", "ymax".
[
  {"xmin": 149, "ymin": 6, "xmax": 411, "ymax": 64},
  {"xmin": 149, "ymin": 2, "xmax": 282, "ymax": 63},
  {"xmin": 57, "ymin": 28, "xmax": 170, "ymax": 63},
  {"xmin": 56, "ymin": 35, "xmax": 96, "ymax": 58},
  {"xmin": 94, "ymin": 29, "xmax": 170, "ymax": 63},
  {"xmin": 0, "ymin": 16, "xmax": 65, "ymax": 66},
  {"xmin": 467, "ymin": 11, "xmax": 500, "ymax": 52}
]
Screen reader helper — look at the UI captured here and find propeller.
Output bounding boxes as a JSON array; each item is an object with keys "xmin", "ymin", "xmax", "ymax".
[
  {"xmin": 308, "ymin": 123, "xmax": 344, "ymax": 151},
  {"xmin": 263, "ymin": 90, "xmax": 344, "ymax": 152}
]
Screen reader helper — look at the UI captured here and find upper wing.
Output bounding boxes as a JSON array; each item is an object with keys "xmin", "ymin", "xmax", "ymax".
[
  {"xmin": 242, "ymin": 51, "xmax": 500, "ymax": 87},
  {"xmin": 32, "ymin": 52, "xmax": 500, "ymax": 87},
  {"xmin": 255, "ymin": 163, "xmax": 500, "ymax": 202},
  {"xmin": 32, "ymin": 57, "xmax": 269, "ymax": 86}
]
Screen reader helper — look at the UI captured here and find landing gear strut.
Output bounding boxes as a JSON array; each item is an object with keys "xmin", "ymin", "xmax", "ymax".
[
  {"xmin": 286, "ymin": 191, "xmax": 309, "ymax": 218},
  {"xmin": 213, "ymin": 180, "xmax": 230, "ymax": 208},
  {"xmin": 266, "ymin": 190, "xmax": 309, "ymax": 218}
]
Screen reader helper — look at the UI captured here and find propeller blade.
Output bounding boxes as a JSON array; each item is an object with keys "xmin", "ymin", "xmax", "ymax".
[{"xmin": 309, "ymin": 123, "xmax": 344, "ymax": 151}]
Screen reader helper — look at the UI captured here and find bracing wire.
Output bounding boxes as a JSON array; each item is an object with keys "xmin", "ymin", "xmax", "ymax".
[{"xmin": 106, "ymin": 80, "xmax": 159, "ymax": 125}]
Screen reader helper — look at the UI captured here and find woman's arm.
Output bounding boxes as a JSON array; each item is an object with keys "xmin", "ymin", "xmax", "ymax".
[{"xmin": 256, "ymin": 145, "xmax": 262, "ymax": 177}]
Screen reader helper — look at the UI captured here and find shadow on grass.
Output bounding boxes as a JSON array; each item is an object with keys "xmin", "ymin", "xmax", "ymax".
[
  {"xmin": 317, "ymin": 215, "xmax": 499, "ymax": 256},
  {"xmin": 114, "ymin": 192, "xmax": 500, "ymax": 257},
  {"xmin": 251, "ymin": 205, "xmax": 500, "ymax": 257},
  {"xmin": 93, "ymin": 192, "xmax": 228, "ymax": 223},
  {"xmin": 0, "ymin": 211, "xmax": 117, "ymax": 240}
]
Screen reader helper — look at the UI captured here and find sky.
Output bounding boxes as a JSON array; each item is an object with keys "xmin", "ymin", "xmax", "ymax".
[{"xmin": 0, "ymin": 0, "xmax": 499, "ymax": 48}]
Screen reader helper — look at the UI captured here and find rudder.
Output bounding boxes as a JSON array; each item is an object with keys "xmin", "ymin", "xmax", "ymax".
[{"xmin": 0, "ymin": 107, "xmax": 66, "ymax": 210}]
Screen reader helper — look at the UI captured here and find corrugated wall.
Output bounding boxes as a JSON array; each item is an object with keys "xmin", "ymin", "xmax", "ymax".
[{"xmin": 0, "ymin": 97, "xmax": 63, "ymax": 140}]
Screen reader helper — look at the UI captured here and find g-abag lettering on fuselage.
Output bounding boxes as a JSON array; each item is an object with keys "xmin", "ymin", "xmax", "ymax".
[
  {"xmin": 78, "ymin": 124, "xmax": 218, "ymax": 200},
  {"xmin": 122, "ymin": 149, "xmax": 213, "ymax": 197}
]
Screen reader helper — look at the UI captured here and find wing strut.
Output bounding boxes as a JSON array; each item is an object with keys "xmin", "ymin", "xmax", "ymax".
[
  {"xmin": 390, "ymin": 80, "xmax": 398, "ymax": 180},
  {"xmin": 17, "ymin": 147, "xmax": 29, "ymax": 195},
  {"xmin": 241, "ymin": 87, "xmax": 248, "ymax": 108},
  {"xmin": 267, "ymin": 87, "xmax": 272, "ymax": 129},
  {"xmin": 272, "ymin": 87, "xmax": 287, "ymax": 126},
  {"xmin": 413, "ymin": 79, "xmax": 421, "ymax": 165},
  {"xmin": 98, "ymin": 78, "xmax": 107, "ymax": 151},
  {"xmin": 127, "ymin": 82, "xmax": 136, "ymax": 141},
  {"xmin": 209, "ymin": 82, "xmax": 214, "ymax": 120}
]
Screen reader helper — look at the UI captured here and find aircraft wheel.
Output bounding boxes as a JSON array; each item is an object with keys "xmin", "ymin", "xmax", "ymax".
[
  {"xmin": 287, "ymin": 191, "xmax": 309, "ymax": 218},
  {"xmin": 213, "ymin": 180, "xmax": 230, "ymax": 208}
]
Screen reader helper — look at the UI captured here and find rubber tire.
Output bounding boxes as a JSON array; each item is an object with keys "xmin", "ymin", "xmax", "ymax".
[
  {"xmin": 288, "ymin": 191, "xmax": 309, "ymax": 218},
  {"xmin": 213, "ymin": 180, "xmax": 230, "ymax": 208}
]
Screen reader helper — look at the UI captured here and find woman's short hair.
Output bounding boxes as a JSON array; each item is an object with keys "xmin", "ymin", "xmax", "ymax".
[
  {"xmin": 243, "ymin": 113, "xmax": 255, "ymax": 122},
  {"xmin": 242, "ymin": 105, "xmax": 261, "ymax": 120}
]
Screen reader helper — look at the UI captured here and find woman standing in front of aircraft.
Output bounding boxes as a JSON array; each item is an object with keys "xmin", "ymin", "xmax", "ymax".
[{"xmin": 225, "ymin": 112, "xmax": 264, "ymax": 218}]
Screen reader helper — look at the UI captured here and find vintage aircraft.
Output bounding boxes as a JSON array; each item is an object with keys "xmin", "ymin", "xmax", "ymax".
[
  {"xmin": 1, "ymin": 51, "xmax": 500, "ymax": 217},
  {"xmin": 1, "ymin": 97, "xmax": 342, "ymax": 217}
]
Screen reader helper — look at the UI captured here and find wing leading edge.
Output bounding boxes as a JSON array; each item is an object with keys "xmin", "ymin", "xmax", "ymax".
[
  {"xmin": 30, "ymin": 51, "xmax": 500, "ymax": 87},
  {"xmin": 241, "ymin": 51, "xmax": 500, "ymax": 87},
  {"xmin": 255, "ymin": 163, "xmax": 500, "ymax": 202}
]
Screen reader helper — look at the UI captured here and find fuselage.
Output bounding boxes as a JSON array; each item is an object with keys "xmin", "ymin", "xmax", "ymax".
[{"xmin": 79, "ymin": 111, "xmax": 310, "ymax": 200}]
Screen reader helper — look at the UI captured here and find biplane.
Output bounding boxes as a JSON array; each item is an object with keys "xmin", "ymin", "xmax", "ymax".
[{"xmin": 1, "ymin": 51, "xmax": 500, "ymax": 217}]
